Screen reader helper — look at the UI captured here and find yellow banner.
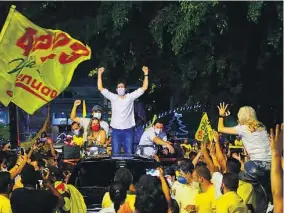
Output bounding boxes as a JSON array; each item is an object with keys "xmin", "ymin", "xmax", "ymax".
[
  {"xmin": 0, "ymin": 5, "xmax": 91, "ymax": 114},
  {"xmin": 195, "ymin": 112, "xmax": 213, "ymax": 143}
]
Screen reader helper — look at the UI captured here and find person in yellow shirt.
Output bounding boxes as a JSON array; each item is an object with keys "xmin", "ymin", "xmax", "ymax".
[
  {"xmin": 0, "ymin": 172, "xmax": 12, "ymax": 213},
  {"xmin": 175, "ymin": 162, "xmax": 199, "ymax": 213},
  {"xmin": 186, "ymin": 166, "xmax": 217, "ymax": 213},
  {"xmin": 180, "ymin": 139, "xmax": 192, "ymax": 158},
  {"xmin": 216, "ymin": 173, "xmax": 248, "ymax": 213},
  {"xmin": 102, "ymin": 168, "xmax": 136, "ymax": 211},
  {"xmin": 70, "ymin": 121, "xmax": 85, "ymax": 147}
]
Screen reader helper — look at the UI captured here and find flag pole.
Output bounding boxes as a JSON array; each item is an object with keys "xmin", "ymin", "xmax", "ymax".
[{"xmin": 0, "ymin": 5, "xmax": 16, "ymax": 44}]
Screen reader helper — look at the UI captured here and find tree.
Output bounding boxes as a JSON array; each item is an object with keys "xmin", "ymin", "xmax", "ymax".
[
  {"xmin": 0, "ymin": 1, "xmax": 282, "ymax": 125},
  {"xmin": 165, "ymin": 112, "xmax": 188, "ymax": 139}
]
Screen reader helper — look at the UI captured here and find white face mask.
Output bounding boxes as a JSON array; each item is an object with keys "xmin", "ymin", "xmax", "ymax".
[
  {"xmin": 93, "ymin": 112, "xmax": 102, "ymax": 120},
  {"xmin": 154, "ymin": 128, "xmax": 162, "ymax": 135},
  {"xmin": 117, "ymin": 88, "xmax": 126, "ymax": 96},
  {"xmin": 73, "ymin": 129, "xmax": 80, "ymax": 136}
]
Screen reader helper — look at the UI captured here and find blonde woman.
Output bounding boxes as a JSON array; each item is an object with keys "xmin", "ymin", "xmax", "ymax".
[{"xmin": 217, "ymin": 103, "xmax": 272, "ymax": 202}]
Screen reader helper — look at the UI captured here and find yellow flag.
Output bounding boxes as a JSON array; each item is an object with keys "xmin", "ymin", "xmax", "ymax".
[
  {"xmin": 0, "ymin": 5, "xmax": 91, "ymax": 114},
  {"xmin": 145, "ymin": 114, "xmax": 157, "ymax": 130},
  {"xmin": 82, "ymin": 100, "xmax": 87, "ymax": 118},
  {"xmin": 195, "ymin": 112, "xmax": 213, "ymax": 143}
]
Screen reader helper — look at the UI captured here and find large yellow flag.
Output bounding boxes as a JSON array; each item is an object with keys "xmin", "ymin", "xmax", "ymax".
[
  {"xmin": 195, "ymin": 112, "xmax": 213, "ymax": 143},
  {"xmin": 0, "ymin": 5, "xmax": 91, "ymax": 114}
]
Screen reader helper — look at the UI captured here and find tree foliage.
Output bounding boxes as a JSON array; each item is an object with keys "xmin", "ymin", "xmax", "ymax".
[{"xmin": 0, "ymin": 1, "xmax": 282, "ymax": 120}]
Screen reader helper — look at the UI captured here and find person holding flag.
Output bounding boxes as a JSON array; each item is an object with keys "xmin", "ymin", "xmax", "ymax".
[{"xmin": 97, "ymin": 66, "xmax": 149, "ymax": 155}]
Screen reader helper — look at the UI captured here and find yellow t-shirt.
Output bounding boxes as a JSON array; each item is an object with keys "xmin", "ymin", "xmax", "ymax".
[
  {"xmin": 237, "ymin": 180, "xmax": 256, "ymax": 210},
  {"xmin": 102, "ymin": 192, "xmax": 136, "ymax": 211},
  {"xmin": 216, "ymin": 191, "xmax": 248, "ymax": 213},
  {"xmin": 234, "ymin": 139, "xmax": 243, "ymax": 147},
  {"xmin": 0, "ymin": 195, "xmax": 12, "ymax": 213},
  {"xmin": 175, "ymin": 184, "xmax": 199, "ymax": 213},
  {"xmin": 180, "ymin": 144, "xmax": 192, "ymax": 158},
  {"xmin": 12, "ymin": 175, "xmax": 23, "ymax": 191},
  {"xmin": 72, "ymin": 136, "xmax": 84, "ymax": 147},
  {"xmin": 195, "ymin": 184, "xmax": 216, "ymax": 213}
]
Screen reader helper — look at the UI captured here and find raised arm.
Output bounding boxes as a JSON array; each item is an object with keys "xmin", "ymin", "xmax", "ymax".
[
  {"xmin": 270, "ymin": 124, "xmax": 283, "ymax": 213},
  {"xmin": 97, "ymin": 67, "xmax": 105, "ymax": 92},
  {"xmin": 70, "ymin": 100, "xmax": 82, "ymax": 123},
  {"xmin": 201, "ymin": 143, "xmax": 219, "ymax": 174},
  {"xmin": 141, "ymin": 66, "xmax": 149, "ymax": 91},
  {"xmin": 217, "ymin": 103, "xmax": 237, "ymax": 135},
  {"xmin": 213, "ymin": 131, "xmax": 227, "ymax": 173}
]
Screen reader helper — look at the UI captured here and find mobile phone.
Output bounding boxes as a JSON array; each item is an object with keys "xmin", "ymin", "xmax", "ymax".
[{"xmin": 146, "ymin": 168, "xmax": 160, "ymax": 177}]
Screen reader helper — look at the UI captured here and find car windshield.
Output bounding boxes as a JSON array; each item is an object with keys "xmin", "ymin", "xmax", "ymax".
[{"xmin": 71, "ymin": 159, "xmax": 157, "ymax": 188}]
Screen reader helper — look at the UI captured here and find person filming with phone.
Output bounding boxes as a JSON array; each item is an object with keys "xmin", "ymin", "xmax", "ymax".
[{"xmin": 30, "ymin": 132, "xmax": 56, "ymax": 161}]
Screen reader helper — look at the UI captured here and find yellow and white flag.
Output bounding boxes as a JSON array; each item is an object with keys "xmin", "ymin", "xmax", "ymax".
[
  {"xmin": 195, "ymin": 112, "xmax": 213, "ymax": 143},
  {"xmin": 0, "ymin": 5, "xmax": 91, "ymax": 114}
]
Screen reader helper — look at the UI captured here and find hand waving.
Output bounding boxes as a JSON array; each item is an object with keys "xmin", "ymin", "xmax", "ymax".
[{"xmin": 217, "ymin": 102, "xmax": 230, "ymax": 116}]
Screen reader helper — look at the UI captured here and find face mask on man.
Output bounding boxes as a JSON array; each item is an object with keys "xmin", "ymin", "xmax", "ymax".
[
  {"xmin": 93, "ymin": 112, "xmax": 102, "ymax": 120},
  {"xmin": 73, "ymin": 129, "xmax": 80, "ymax": 136},
  {"xmin": 177, "ymin": 176, "xmax": 187, "ymax": 184},
  {"xmin": 154, "ymin": 128, "xmax": 162, "ymax": 135},
  {"xmin": 117, "ymin": 88, "xmax": 126, "ymax": 96},
  {"xmin": 92, "ymin": 124, "xmax": 100, "ymax": 132}
]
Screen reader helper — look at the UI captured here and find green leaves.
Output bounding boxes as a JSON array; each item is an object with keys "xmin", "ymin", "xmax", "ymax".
[{"xmin": 247, "ymin": 1, "xmax": 264, "ymax": 23}]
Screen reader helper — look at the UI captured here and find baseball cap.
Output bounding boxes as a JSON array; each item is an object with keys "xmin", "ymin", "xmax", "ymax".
[{"xmin": 92, "ymin": 105, "xmax": 103, "ymax": 112}]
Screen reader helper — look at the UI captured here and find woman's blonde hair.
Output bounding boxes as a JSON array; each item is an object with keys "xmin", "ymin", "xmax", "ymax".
[{"xmin": 237, "ymin": 106, "xmax": 265, "ymax": 132}]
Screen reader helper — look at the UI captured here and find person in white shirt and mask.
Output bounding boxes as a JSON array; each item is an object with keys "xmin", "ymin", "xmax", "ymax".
[
  {"xmin": 97, "ymin": 66, "xmax": 149, "ymax": 155},
  {"xmin": 70, "ymin": 102, "xmax": 109, "ymax": 142},
  {"xmin": 136, "ymin": 118, "xmax": 174, "ymax": 157}
]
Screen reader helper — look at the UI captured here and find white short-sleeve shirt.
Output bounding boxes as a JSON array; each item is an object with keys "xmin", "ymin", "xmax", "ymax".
[
  {"xmin": 137, "ymin": 127, "xmax": 167, "ymax": 156},
  {"xmin": 233, "ymin": 125, "xmax": 271, "ymax": 162},
  {"xmin": 79, "ymin": 118, "xmax": 109, "ymax": 141},
  {"xmin": 101, "ymin": 88, "xmax": 144, "ymax": 129}
]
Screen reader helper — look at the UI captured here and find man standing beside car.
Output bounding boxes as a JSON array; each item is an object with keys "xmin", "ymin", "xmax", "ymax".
[{"xmin": 97, "ymin": 66, "xmax": 149, "ymax": 155}]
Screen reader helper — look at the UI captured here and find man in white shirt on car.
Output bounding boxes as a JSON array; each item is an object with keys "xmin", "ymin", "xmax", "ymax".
[
  {"xmin": 136, "ymin": 118, "xmax": 174, "ymax": 157},
  {"xmin": 70, "ymin": 102, "xmax": 109, "ymax": 142},
  {"xmin": 97, "ymin": 66, "xmax": 149, "ymax": 155}
]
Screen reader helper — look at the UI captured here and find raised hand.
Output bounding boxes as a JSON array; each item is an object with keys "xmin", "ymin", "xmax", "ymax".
[
  {"xmin": 2, "ymin": 143, "xmax": 11, "ymax": 152},
  {"xmin": 213, "ymin": 130, "xmax": 220, "ymax": 143},
  {"xmin": 98, "ymin": 67, "xmax": 105, "ymax": 75},
  {"xmin": 73, "ymin": 100, "xmax": 81, "ymax": 106},
  {"xmin": 142, "ymin": 66, "xmax": 149, "ymax": 75},
  {"xmin": 270, "ymin": 124, "xmax": 283, "ymax": 154},
  {"xmin": 217, "ymin": 102, "xmax": 229, "ymax": 116}
]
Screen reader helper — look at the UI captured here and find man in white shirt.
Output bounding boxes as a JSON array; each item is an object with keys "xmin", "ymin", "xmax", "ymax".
[
  {"xmin": 97, "ymin": 66, "xmax": 149, "ymax": 155},
  {"xmin": 70, "ymin": 101, "xmax": 109, "ymax": 141},
  {"xmin": 136, "ymin": 118, "xmax": 174, "ymax": 157}
]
